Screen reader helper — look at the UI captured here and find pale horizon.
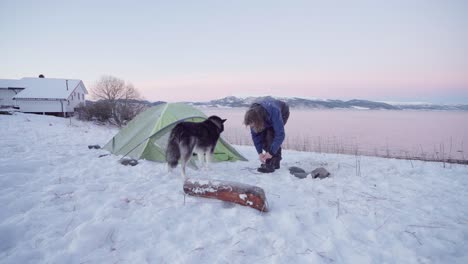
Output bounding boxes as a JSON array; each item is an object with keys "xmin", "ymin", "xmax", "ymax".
[{"xmin": 1, "ymin": 0, "xmax": 467, "ymax": 104}]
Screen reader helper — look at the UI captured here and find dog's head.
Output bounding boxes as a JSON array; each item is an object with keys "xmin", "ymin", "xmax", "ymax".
[{"xmin": 207, "ymin": 115, "xmax": 227, "ymax": 133}]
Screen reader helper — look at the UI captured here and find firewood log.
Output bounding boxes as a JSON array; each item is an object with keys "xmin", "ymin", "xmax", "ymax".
[{"xmin": 183, "ymin": 178, "xmax": 268, "ymax": 212}]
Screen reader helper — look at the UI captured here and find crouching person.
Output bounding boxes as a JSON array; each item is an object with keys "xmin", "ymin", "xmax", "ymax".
[{"xmin": 244, "ymin": 98, "xmax": 290, "ymax": 173}]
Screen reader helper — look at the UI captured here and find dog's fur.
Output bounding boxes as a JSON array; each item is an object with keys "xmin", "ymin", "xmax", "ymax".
[{"xmin": 166, "ymin": 116, "xmax": 226, "ymax": 177}]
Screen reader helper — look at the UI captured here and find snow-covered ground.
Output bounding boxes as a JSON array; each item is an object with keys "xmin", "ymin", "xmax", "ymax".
[{"xmin": 1, "ymin": 113, "xmax": 468, "ymax": 264}]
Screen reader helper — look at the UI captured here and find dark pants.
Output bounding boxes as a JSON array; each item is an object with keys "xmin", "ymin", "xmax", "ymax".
[{"xmin": 262, "ymin": 102, "xmax": 289, "ymax": 167}]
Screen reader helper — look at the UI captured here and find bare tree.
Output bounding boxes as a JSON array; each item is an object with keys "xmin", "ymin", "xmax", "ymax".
[
  {"xmin": 91, "ymin": 75, "xmax": 144, "ymax": 126},
  {"xmin": 92, "ymin": 75, "xmax": 139, "ymax": 102}
]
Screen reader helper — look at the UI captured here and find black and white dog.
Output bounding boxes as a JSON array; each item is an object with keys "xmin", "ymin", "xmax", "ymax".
[{"xmin": 166, "ymin": 116, "xmax": 226, "ymax": 177}]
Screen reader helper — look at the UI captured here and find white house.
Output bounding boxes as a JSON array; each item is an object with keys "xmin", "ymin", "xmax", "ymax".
[
  {"xmin": 0, "ymin": 77, "xmax": 88, "ymax": 117},
  {"xmin": 0, "ymin": 79, "xmax": 25, "ymax": 107}
]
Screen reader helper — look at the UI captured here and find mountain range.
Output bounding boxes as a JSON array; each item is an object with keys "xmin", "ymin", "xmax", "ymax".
[
  {"xmin": 94, "ymin": 96, "xmax": 468, "ymax": 111},
  {"xmin": 188, "ymin": 96, "xmax": 468, "ymax": 111}
]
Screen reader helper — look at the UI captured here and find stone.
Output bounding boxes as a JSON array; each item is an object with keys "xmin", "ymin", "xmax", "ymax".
[
  {"xmin": 288, "ymin": 166, "xmax": 306, "ymax": 175},
  {"xmin": 311, "ymin": 167, "xmax": 330, "ymax": 179}
]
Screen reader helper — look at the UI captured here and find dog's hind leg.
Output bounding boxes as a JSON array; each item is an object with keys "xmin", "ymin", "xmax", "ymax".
[{"xmin": 180, "ymin": 139, "xmax": 195, "ymax": 178}]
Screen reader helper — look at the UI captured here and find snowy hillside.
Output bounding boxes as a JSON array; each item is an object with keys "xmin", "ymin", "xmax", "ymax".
[
  {"xmin": 189, "ymin": 96, "xmax": 468, "ymax": 111},
  {"xmin": 1, "ymin": 113, "xmax": 468, "ymax": 263}
]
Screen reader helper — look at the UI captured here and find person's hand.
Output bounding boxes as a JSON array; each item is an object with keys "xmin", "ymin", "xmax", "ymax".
[
  {"xmin": 259, "ymin": 153, "xmax": 266, "ymax": 163},
  {"xmin": 259, "ymin": 153, "xmax": 273, "ymax": 163}
]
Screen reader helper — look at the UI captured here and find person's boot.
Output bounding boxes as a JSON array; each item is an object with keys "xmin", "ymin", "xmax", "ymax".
[
  {"xmin": 257, "ymin": 160, "xmax": 275, "ymax": 173},
  {"xmin": 272, "ymin": 157, "xmax": 281, "ymax": 169},
  {"xmin": 273, "ymin": 148, "xmax": 282, "ymax": 169}
]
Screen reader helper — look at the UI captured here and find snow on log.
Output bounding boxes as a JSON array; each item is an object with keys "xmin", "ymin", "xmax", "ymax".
[{"xmin": 183, "ymin": 178, "xmax": 268, "ymax": 212}]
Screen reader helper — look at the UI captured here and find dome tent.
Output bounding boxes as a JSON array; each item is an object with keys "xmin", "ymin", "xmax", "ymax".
[{"xmin": 103, "ymin": 103, "xmax": 248, "ymax": 164}]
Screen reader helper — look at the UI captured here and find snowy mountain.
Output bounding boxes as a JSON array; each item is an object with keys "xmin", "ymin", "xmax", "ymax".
[
  {"xmin": 392, "ymin": 103, "xmax": 468, "ymax": 111},
  {"xmin": 86, "ymin": 97, "xmax": 467, "ymax": 111},
  {"xmin": 190, "ymin": 96, "xmax": 468, "ymax": 111}
]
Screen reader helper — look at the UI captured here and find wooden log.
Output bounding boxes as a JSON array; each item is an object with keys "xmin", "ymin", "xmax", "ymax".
[{"xmin": 183, "ymin": 178, "xmax": 268, "ymax": 212}]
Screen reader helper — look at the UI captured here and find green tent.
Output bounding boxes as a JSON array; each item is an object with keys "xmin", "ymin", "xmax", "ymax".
[{"xmin": 103, "ymin": 103, "xmax": 248, "ymax": 164}]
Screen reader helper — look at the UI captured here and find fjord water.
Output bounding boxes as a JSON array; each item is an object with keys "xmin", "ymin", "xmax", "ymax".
[{"xmin": 203, "ymin": 107, "xmax": 468, "ymax": 160}]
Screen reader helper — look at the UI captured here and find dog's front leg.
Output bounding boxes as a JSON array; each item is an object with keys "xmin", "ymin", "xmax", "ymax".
[
  {"xmin": 196, "ymin": 152, "xmax": 205, "ymax": 169},
  {"xmin": 205, "ymin": 152, "xmax": 213, "ymax": 170}
]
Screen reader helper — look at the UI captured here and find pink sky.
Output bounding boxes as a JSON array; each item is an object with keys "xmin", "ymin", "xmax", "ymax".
[
  {"xmin": 2, "ymin": 1, "xmax": 467, "ymax": 104},
  {"xmin": 135, "ymin": 70, "xmax": 468, "ymax": 102}
]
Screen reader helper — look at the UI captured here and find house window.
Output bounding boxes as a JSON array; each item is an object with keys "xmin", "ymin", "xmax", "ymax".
[{"xmin": 68, "ymin": 100, "xmax": 70, "ymax": 105}]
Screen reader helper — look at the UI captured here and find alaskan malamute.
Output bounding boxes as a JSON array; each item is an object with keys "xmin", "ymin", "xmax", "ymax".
[{"xmin": 166, "ymin": 116, "xmax": 226, "ymax": 177}]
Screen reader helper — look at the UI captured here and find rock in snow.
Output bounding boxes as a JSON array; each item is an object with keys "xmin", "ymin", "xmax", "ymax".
[{"xmin": 311, "ymin": 167, "xmax": 331, "ymax": 179}]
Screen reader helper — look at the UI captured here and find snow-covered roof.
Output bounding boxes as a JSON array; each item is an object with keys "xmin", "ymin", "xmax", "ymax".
[
  {"xmin": 9, "ymin": 77, "xmax": 88, "ymax": 100},
  {"xmin": 0, "ymin": 79, "xmax": 25, "ymax": 89}
]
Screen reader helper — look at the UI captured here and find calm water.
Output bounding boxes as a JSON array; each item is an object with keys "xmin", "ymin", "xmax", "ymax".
[{"xmin": 203, "ymin": 107, "xmax": 468, "ymax": 161}]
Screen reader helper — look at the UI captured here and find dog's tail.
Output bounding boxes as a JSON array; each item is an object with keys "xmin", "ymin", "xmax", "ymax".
[{"xmin": 166, "ymin": 129, "xmax": 181, "ymax": 168}]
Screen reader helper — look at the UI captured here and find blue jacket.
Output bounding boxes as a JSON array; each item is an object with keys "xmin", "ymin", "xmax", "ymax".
[{"xmin": 250, "ymin": 99, "xmax": 286, "ymax": 155}]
